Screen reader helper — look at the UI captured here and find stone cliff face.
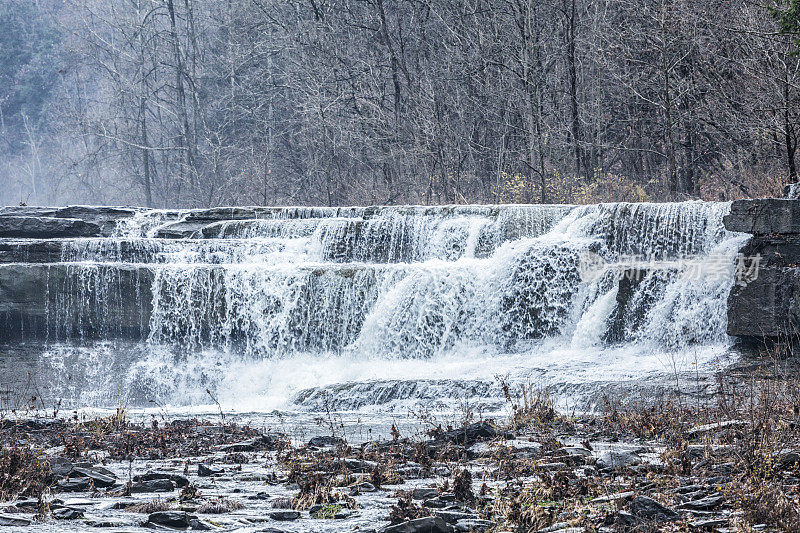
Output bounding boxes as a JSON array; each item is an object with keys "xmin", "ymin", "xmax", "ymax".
[{"xmin": 724, "ymin": 199, "xmax": 800, "ymax": 341}]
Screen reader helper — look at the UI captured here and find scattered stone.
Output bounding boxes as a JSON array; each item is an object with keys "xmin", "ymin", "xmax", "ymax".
[
  {"xmin": 558, "ymin": 446, "xmax": 592, "ymax": 457},
  {"xmin": 129, "ymin": 479, "xmax": 177, "ymax": 492},
  {"xmin": 454, "ymin": 518, "xmax": 494, "ymax": 532},
  {"xmin": 219, "ymin": 434, "xmax": 279, "ymax": 452},
  {"xmin": 198, "ymin": 464, "xmax": 222, "ymax": 477},
  {"xmin": 57, "ymin": 478, "xmax": 92, "ymax": 492},
  {"xmin": 412, "ymin": 488, "xmax": 438, "ymax": 500},
  {"xmin": 70, "ymin": 466, "xmax": 117, "ymax": 488},
  {"xmin": 269, "ymin": 510, "xmax": 301, "ymax": 521},
  {"xmin": 381, "ymin": 516, "xmax": 455, "ymax": 533},
  {"xmin": 49, "ymin": 457, "xmax": 74, "ymax": 477},
  {"xmin": 689, "ymin": 518, "xmax": 728, "ymax": 529},
  {"xmin": 134, "ymin": 472, "xmax": 190, "ymax": 487},
  {"xmin": 678, "ymin": 494, "xmax": 724, "ymax": 511},
  {"xmin": 52, "ymin": 507, "xmax": 85, "ymax": 519},
  {"xmin": 308, "ymin": 435, "xmax": 345, "ymax": 447},
  {"xmin": 0, "ymin": 514, "xmax": 32, "ymax": 526},
  {"xmin": 590, "ymin": 490, "xmax": 635, "ymax": 503},
  {"xmin": 195, "ymin": 425, "xmax": 225, "ymax": 435},
  {"xmin": 435, "ymin": 510, "xmax": 478, "ymax": 523},
  {"xmin": 596, "ymin": 450, "xmax": 641, "ymax": 469},
  {"xmin": 441, "ymin": 421, "xmax": 509, "ymax": 445},
  {"xmin": 146, "ymin": 510, "xmax": 199, "ymax": 529},
  {"xmin": 630, "ymin": 496, "xmax": 680, "ymax": 522},
  {"xmin": 351, "ymin": 481, "xmax": 377, "ymax": 493}
]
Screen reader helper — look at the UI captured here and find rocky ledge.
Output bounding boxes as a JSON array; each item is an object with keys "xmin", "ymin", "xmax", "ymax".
[{"xmin": 724, "ymin": 198, "xmax": 800, "ymax": 341}]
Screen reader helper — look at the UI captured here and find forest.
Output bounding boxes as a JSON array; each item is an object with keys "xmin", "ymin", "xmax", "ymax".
[{"xmin": 3, "ymin": 0, "xmax": 800, "ymax": 207}]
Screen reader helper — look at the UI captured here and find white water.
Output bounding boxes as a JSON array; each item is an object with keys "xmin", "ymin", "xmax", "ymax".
[{"xmin": 19, "ymin": 202, "xmax": 747, "ymax": 414}]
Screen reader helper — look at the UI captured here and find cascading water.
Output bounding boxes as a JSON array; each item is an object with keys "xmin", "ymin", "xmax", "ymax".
[{"xmin": 4, "ymin": 202, "xmax": 747, "ymax": 414}]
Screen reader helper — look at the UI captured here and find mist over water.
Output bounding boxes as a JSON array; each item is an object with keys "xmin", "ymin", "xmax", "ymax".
[{"xmin": 7, "ymin": 202, "xmax": 747, "ymax": 415}]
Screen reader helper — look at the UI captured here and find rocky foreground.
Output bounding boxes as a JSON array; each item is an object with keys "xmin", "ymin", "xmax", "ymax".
[{"xmin": 2, "ymin": 363, "xmax": 800, "ymax": 533}]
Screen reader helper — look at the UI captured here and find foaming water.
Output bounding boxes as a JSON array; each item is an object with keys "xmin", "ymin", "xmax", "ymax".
[{"xmin": 3, "ymin": 202, "xmax": 748, "ymax": 414}]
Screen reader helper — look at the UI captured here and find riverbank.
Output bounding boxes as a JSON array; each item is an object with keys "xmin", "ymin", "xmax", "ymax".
[{"xmin": 1, "ymin": 358, "xmax": 799, "ymax": 532}]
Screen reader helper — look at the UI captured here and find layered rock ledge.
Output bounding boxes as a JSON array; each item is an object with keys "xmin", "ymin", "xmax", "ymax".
[{"xmin": 724, "ymin": 198, "xmax": 800, "ymax": 340}]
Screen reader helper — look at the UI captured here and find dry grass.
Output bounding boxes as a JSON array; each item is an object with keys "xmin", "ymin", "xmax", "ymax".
[
  {"xmin": 125, "ymin": 499, "xmax": 173, "ymax": 513},
  {"xmin": 0, "ymin": 446, "xmax": 50, "ymax": 501},
  {"xmin": 197, "ymin": 497, "xmax": 244, "ymax": 514}
]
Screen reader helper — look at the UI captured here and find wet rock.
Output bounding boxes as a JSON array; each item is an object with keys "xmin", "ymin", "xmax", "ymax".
[
  {"xmin": 440, "ymin": 421, "xmax": 509, "ymax": 445},
  {"xmin": 146, "ymin": 510, "xmax": 201, "ymax": 529},
  {"xmin": 52, "ymin": 507, "xmax": 85, "ymax": 519},
  {"xmin": 558, "ymin": 446, "xmax": 592, "ymax": 457},
  {"xmin": 198, "ymin": 464, "xmax": 222, "ymax": 477},
  {"xmin": 689, "ymin": 517, "xmax": 728, "ymax": 529},
  {"xmin": 0, "ymin": 216, "xmax": 100, "ymax": 238},
  {"xmin": 70, "ymin": 466, "xmax": 117, "ymax": 488},
  {"xmin": 57, "ymin": 478, "xmax": 92, "ymax": 492},
  {"xmin": 423, "ymin": 497, "xmax": 450, "ymax": 509},
  {"xmin": 155, "ymin": 220, "xmax": 209, "ymax": 239},
  {"xmin": 629, "ymin": 495, "xmax": 680, "ymax": 522},
  {"xmin": 268, "ymin": 510, "xmax": 300, "ymax": 521},
  {"xmin": 83, "ymin": 518, "xmax": 131, "ymax": 527},
  {"xmin": 219, "ymin": 434, "xmax": 279, "ymax": 452},
  {"xmin": 134, "ymin": 472, "xmax": 189, "ymax": 487},
  {"xmin": 412, "ymin": 488, "xmax": 438, "ymax": 500},
  {"xmin": 596, "ymin": 450, "xmax": 641, "ymax": 469},
  {"xmin": 350, "ymin": 481, "xmax": 377, "ymax": 493},
  {"xmin": 454, "ymin": 519, "xmax": 494, "ymax": 532},
  {"xmin": 381, "ymin": 516, "xmax": 455, "ymax": 533},
  {"xmin": 308, "ymin": 435, "xmax": 345, "ymax": 447},
  {"xmin": 129, "ymin": 479, "xmax": 177, "ymax": 492},
  {"xmin": 48, "ymin": 457, "xmax": 73, "ymax": 477},
  {"xmin": 341, "ymin": 458, "xmax": 378, "ymax": 473},
  {"xmin": 434, "ymin": 510, "xmax": 478, "ymax": 523},
  {"xmin": 677, "ymin": 494, "xmax": 724, "ymax": 511},
  {"xmin": 0, "ymin": 514, "xmax": 32, "ymax": 526}
]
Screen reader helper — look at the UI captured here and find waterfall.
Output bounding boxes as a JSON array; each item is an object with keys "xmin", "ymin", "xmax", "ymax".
[{"xmin": 2, "ymin": 202, "xmax": 747, "ymax": 412}]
